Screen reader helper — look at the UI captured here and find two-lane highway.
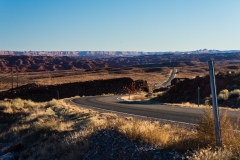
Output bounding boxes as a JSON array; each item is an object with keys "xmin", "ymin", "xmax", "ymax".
[
  {"xmin": 71, "ymin": 96, "xmax": 204, "ymax": 124},
  {"xmin": 71, "ymin": 95, "xmax": 240, "ymax": 125}
]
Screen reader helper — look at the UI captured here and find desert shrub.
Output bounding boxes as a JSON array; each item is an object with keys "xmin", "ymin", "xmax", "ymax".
[
  {"xmin": 195, "ymin": 109, "xmax": 218, "ymax": 146},
  {"xmin": 196, "ymin": 108, "xmax": 240, "ymax": 149},
  {"xmin": 45, "ymin": 99, "xmax": 58, "ymax": 108},
  {"xmin": 218, "ymin": 89, "xmax": 229, "ymax": 101},
  {"xmin": 229, "ymin": 84, "xmax": 240, "ymax": 91},
  {"xmin": 204, "ymin": 97, "xmax": 211, "ymax": 105},
  {"xmin": 11, "ymin": 98, "xmax": 25, "ymax": 108},
  {"xmin": 0, "ymin": 101, "xmax": 12, "ymax": 111},
  {"xmin": 24, "ymin": 99, "xmax": 42, "ymax": 108},
  {"xmin": 228, "ymin": 89, "xmax": 240, "ymax": 99},
  {"xmin": 190, "ymin": 147, "xmax": 235, "ymax": 160}
]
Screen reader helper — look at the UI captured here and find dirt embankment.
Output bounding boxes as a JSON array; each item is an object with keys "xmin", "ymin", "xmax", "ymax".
[
  {"xmin": 0, "ymin": 78, "xmax": 149, "ymax": 102},
  {"xmin": 157, "ymin": 73, "xmax": 240, "ymax": 104}
]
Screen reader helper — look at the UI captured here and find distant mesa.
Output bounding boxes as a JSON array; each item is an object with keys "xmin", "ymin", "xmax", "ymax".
[
  {"xmin": 0, "ymin": 50, "xmax": 240, "ymax": 73},
  {"xmin": 1, "ymin": 49, "xmax": 240, "ymax": 57}
]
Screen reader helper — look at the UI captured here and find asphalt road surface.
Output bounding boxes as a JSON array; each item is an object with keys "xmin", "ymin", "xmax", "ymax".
[
  {"xmin": 71, "ymin": 95, "xmax": 205, "ymax": 124},
  {"xmin": 71, "ymin": 95, "xmax": 240, "ymax": 128},
  {"xmin": 161, "ymin": 68, "xmax": 177, "ymax": 87}
]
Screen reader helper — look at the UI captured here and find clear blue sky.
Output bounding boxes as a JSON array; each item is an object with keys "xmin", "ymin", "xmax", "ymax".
[{"xmin": 0, "ymin": 0, "xmax": 240, "ymax": 51}]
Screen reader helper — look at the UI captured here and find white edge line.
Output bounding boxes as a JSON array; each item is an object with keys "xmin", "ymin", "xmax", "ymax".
[{"xmin": 70, "ymin": 98, "xmax": 196, "ymax": 126}]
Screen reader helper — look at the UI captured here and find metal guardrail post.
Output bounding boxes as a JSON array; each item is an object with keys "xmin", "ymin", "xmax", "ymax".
[{"xmin": 208, "ymin": 60, "xmax": 222, "ymax": 147}]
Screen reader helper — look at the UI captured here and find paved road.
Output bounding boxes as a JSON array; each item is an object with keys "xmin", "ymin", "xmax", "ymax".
[
  {"xmin": 72, "ymin": 95, "xmax": 205, "ymax": 124},
  {"xmin": 71, "ymin": 95, "xmax": 240, "ymax": 126},
  {"xmin": 161, "ymin": 68, "xmax": 177, "ymax": 87}
]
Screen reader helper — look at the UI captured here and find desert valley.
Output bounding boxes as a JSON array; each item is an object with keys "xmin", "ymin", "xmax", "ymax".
[
  {"xmin": 2, "ymin": 1, "xmax": 240, "ymax": 159},
  {"xmin": 1, "ymin": 51, "xmax": 240, "ymax": 159}
]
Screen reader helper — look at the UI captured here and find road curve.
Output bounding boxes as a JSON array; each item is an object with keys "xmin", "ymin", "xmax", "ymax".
[
  {"xmin": 161, "ymin": 68, "xmax": 177, "ymax": 87},
  {"xmin": 71, "ymin": 95, "xmax": 204, "ymax": 124}
]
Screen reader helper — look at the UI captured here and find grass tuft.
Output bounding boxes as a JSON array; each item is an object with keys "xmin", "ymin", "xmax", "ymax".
[
  {"xmin": 229, "ymin": 89, "xmax": 240, "ymax": 99},
  {"xmin": 115, "ymin": 119, "xmax": 169, "ymax": 146},
  {"xmin": 218, "ymin": 89, "xmax": 229, "ymax": 100},
  {"xmin": 132, "ymin": 95, "xmax": 146, "ymax": 101}
]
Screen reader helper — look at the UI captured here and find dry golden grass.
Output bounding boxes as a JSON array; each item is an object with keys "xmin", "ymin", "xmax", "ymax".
[
  {"xmin": 121, "ymin": 94, "xmax": 148, "ymax": 101},
  {"xmin": 164, "ymin": 102, "xmax": 212, "ymax": 108},
  {"xmin": 165, "ymin": 100, "xmax": 240, "ymax": 110},
  {"xmin": 186, "ymin": 108, "xmax": 240, "ymax": 159},
  {"xmin": 165, "ymin": 101, "xmax": 240, "ymax": 111},
  {"xmin": 0, "ymin": 97, "xmax": 98, "ymax": 159},
  {"xmin": 196, "ymin": 109, "xmax": 240, "ymax": 148},
  {"xmin": 1, "ymin": 97, "xmax": 240, "ymax": 159},
  {"xmin": 131, "ymin": 95, "xmax": 146, "ymax": 101},
  {"xmin": 85, "ymin": 114, "xmax": 173, "ymax": 146},
  {"xmin": 0, "ymin": 69, "xmax": 167, "ymax": 92},
  {"xmin": 189, "ymin": 148, "xmax": 235, "ymax": 160},
  {"xmin": 116, "ymin": 120, "xmax": 170, "ymax": 145}
]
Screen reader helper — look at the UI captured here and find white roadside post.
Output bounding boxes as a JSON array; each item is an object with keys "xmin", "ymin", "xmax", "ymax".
[{"xmin": 208, "ymin": 60, "xmax": 222, "ymax": 147}]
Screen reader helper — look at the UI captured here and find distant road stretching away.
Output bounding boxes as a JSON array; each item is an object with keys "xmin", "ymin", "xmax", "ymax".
[
  {"xmin": 72, "ymin": 96, "xmax": 204, "ymax": 124},
  {"xmin": 161, "ymin": 68, "xmax": 177, "ymax": 87}
]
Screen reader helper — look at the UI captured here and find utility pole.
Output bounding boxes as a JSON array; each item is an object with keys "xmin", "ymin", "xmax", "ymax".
[
  {"xmin": 208, "ymin": 60, "xmax": 222, "ymax": 147},
  {"xmin": 198, "ymin": 87, "xmax": 200, "ymax": 107},
  {"xmin": 50, "ymin": 71, "xmax": 52, "ymax": 85},
  {"xmin": 16, "ymin": 67, "xmax": 18, "ymax": 88},
  {"xmin": 11, "ymin": 67, "xmax": 13, "ymax": 89}
]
